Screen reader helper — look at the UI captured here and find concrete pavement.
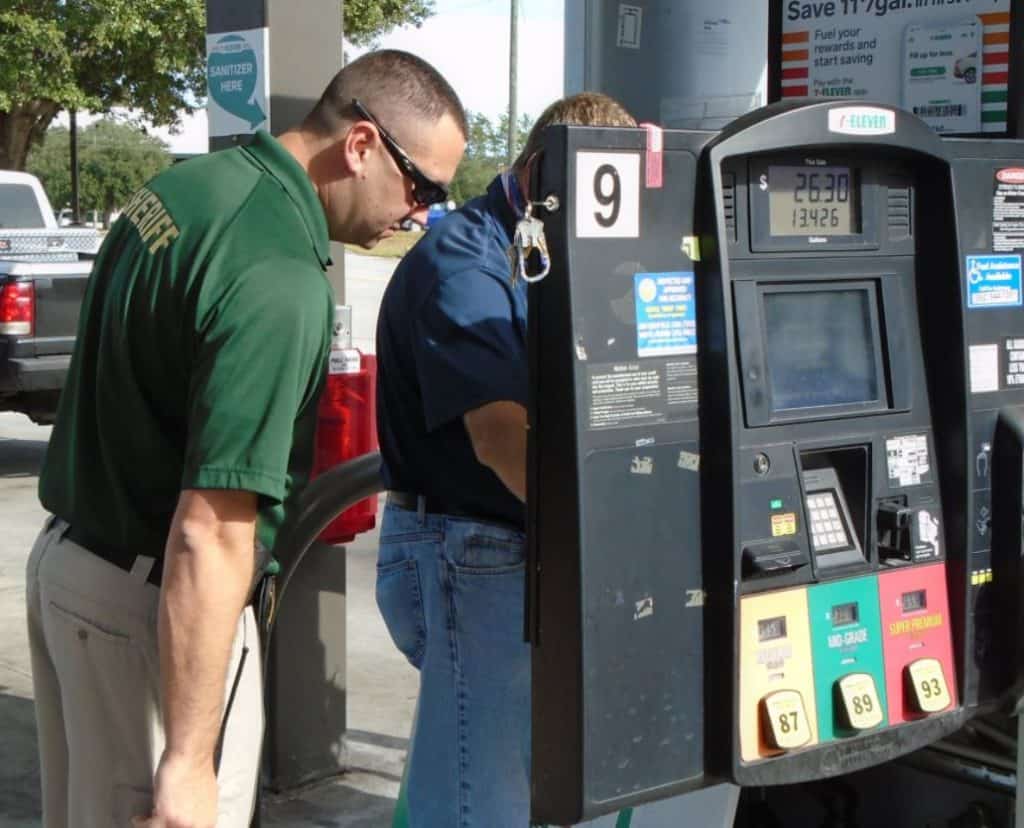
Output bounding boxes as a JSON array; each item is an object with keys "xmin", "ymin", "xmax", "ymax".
[{"xmin": 0, "ymin": 411, "xmax": 416, "ymax": 828}]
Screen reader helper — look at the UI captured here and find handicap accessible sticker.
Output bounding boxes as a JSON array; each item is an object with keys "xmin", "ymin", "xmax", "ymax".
[
  {"xmin": 206, "ymin": 29, "xmax": 270, "ymax": 137},
  {"xmin": 634, "ymin": 272, "xmax": 697, "ymax": 358},
  {"xmin": 967, "ymin": 254, "xmax": 1023, "ymax": 309}
]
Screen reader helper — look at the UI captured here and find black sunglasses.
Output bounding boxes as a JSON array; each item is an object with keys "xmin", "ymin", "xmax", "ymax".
[{"xmin": 351, "ymin": 99, "xmax": 449, "ymax": 207}]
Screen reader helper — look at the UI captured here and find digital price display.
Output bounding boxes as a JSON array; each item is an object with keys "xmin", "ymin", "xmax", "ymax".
[
  {"xmin": 831, "ymin": 602, "xmax": 860, "ymax": 628},
  {"xmin": 769, "ymin": 166, "xmax": 860, "ymax": 236},
  {"xmin": 901, "ymin": 589, "xmax": 927, "ymax": 613},
  {"xmin": 758, "ymin": 616, "xmax": 788, "ymax": 642}
]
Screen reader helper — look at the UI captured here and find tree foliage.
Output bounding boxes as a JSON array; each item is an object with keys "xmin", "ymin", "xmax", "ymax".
[
  {"xmin": 449, "ymin": 111, "xmax": 534, "ymax": 204},
  {"xmin": 28, "ymin": 120, "xmax": 171, "ymax": 223},
  {"xmin": 344, "ymin": 0, "xmax": 435, "ymax": 46},
  {"xmin": 0, "ymin": 1, "xmax": 205, "ymax": 170},
  {"xmin": 0, "ymin": 1, "xmax": 434, "ymax": 171}
]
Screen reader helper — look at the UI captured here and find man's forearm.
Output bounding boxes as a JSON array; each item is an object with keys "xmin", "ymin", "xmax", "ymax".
[
  {"xmin": 158, "ymin": 492, "xmax": 256, "ymax": 766},
  {"xmin": 464, "ymin": 401, "xmax": 528, "ymax": 502},
  {"xmin": 479, "ymin": 429, "xmax": 526, "ymax": 501}
]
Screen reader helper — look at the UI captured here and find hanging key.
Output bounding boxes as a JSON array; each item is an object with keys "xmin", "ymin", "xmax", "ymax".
[{"xmin": 512, "ymin": 205, "xmax": 552, "ymax": 285}]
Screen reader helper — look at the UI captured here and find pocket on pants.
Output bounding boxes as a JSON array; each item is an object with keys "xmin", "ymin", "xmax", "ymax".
[
  {"xmin": 376, "ymin": 558, "xmax": 426, "ymax": 669},
  {"xmin": 450, "ymin": 529, "xmax": 526, "ymax": 573}
]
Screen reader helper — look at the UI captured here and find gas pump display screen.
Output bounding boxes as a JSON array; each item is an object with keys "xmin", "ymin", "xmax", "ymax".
[
  {"xmin": 758, "ymin": 616, "xmax": 788, "ymax": 642},
  {"xmin": 831, "ymin": 602, "xmax": 859, "ymax": 628},
  {"xmin": 768, "ymin": 166, "xmax": 860, "ymax": 236},
  {"xmin": 763, "ymin": 289, "xmax": 882, "ymax": 411},
  {"xmin": 902, "ymin": 589, "xmax": 927, "ymax": 613}
]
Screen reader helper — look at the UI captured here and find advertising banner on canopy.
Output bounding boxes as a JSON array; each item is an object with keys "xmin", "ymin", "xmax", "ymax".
[{"xmin": 778, "ymin": 0, "xmax": 1012, "ymax": 134}]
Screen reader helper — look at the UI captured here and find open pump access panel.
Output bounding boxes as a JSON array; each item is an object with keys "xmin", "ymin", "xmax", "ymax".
[{"xmin": 524, "ymin": 99, "xmax": 1024, "ymax": 824}]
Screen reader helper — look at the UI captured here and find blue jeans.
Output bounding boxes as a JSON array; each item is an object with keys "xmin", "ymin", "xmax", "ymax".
[{"xmin": 376, "ymin": 501, "xmax": 530, "ymax": 827}]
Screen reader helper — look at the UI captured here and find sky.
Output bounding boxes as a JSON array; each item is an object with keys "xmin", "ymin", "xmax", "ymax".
[
  {"xmin": 349, "ymin": 0, "xmax": 565, "ymax": 123},
  {"xmin": 55, "ymin": 0, "xmax": 565, "ymax": 156}
]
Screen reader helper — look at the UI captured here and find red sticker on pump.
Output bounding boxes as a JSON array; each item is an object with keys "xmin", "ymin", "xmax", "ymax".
[
  {"xmin": 642, "ymin": 122, "xmax": 663, "ymax": 189},
  {"xmin": 997, "ymin": 168, "xmax": 1024, "ymax": 184}
]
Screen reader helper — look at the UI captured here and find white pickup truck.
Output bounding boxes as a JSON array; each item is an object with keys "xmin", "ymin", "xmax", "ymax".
[{"xmin": 0, "ymin": 171, "xmax": 102, "ymax": 423}]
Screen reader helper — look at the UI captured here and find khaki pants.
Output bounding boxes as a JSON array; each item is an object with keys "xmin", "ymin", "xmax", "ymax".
[{"xmin": 25, "ymin": 520, "xmax": 264, "ymax": 827}]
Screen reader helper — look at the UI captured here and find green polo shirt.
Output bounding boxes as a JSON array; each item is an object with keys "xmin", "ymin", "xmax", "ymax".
[{"xmin": 40, "ymin": 131, "xmax": 334, "ymax": 560}]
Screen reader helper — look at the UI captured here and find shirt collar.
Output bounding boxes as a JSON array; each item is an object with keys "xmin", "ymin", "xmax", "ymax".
[
  {"xmin": 241, "ymin": 131, "xmax": 332, "ymax": 268},
  {"xmin": 486, "ymin": 174, "xmax": 518, "ymax": 245}
]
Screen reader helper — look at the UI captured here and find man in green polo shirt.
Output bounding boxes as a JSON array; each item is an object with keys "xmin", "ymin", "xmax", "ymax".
[{"xmin": 25, "ymin": 50, "xmax": 465, "ymax": 827}]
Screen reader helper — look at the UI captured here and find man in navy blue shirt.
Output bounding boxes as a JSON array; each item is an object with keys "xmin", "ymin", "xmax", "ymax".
[{"xmin": 376, "ymin": 92, "xmax": 636, "ymax": 827}]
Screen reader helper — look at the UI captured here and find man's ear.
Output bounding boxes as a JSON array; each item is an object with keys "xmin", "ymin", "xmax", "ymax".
[{"xmin": 341, "ymin": 122, "xmax": 377, "ymax": 177}]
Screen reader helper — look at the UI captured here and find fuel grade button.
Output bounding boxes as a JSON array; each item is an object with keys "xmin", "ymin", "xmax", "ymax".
[
  {"xmin": 906, "ymin": 657, "xmax": 952, "ymax": 714},
  {"xmin": 761, "ymin": 689, "xmax": 811, "ymax": 751},
  {"xmin": 836, "ymin": 672, "xmax": 883, "ymax": 731}
]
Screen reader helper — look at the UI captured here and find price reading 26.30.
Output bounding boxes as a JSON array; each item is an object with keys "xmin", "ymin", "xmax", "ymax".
[{"xmin": 768, "ymin": 165, "xmax": 859, "ymax": 237}]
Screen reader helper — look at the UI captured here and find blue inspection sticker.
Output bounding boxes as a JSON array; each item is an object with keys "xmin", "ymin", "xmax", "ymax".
[
  {"xmin": 634, "ymin": 271, "xmax": 697, "ymax": 357},
  {"xmin": 966, "ymin": 255, "xmax": 1023, "ymax": 309}
]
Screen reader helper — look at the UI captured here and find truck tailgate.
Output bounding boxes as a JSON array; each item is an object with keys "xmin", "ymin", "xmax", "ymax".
[{"xmin": 0, "ymin": 260, "xmax": 91, "ymax": 359}]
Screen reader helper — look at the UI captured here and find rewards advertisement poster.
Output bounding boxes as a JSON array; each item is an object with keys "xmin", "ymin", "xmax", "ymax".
[{"xmin": 780, "ymin": 0, "xmax": 1012, "ymax": 134}]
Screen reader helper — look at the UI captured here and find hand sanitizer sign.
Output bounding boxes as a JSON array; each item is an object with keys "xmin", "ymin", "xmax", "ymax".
[{"xmin": 206, "ymin": 28, "xmax": 270, "ymax": 137}]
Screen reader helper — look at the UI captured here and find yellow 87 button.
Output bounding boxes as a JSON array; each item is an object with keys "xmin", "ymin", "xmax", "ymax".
[{"xmin": 761, "ymin": 689, "xmax": 811, "ymax": 751}]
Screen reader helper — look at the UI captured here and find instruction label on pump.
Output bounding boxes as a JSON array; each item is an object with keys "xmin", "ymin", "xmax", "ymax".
[
  {"xmin": 966, "ymin": 254, "xmax": 1023, "ymax": 308},
  {"xmin": 885, "ymin": 433, "xmax": 931, "ymax": 487},
  {"xmin": 634, "ymin": 272, "xmax": 697, "ymax": 358}
]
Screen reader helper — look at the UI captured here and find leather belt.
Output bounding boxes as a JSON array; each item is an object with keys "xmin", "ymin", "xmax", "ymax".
[
  {"xmin": 62, "ymin": 521, "xmax": 163, "ymax": 587},
  {"xmin": 387, "ymin": 490, "xmax": 472, "ymax": 517},
  {"xmin": 386, "ymin": 491, "xmax": 522, "ymax": 531}
]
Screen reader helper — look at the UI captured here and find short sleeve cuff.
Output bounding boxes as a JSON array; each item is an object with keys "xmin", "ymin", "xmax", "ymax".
[{"xmin": 182, "ymin": 464, "xmax": 288, "ymax": 503}]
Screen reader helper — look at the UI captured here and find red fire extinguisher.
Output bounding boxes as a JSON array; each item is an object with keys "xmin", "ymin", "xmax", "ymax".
[{"xmin": 312, "ymin": 305, "xmax": 379, "ymax": 544}]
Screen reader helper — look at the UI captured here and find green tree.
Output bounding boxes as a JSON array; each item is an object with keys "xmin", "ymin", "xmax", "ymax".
[
  {"xmin": 28, "ymin": 120, "xmax": 171, "ymax": 225},
  {"xmin": 449, "ymin": 111, "xmax": 534, "ymax": 204},
  {"xmin": 0, "ymin": 1, "xmax": 205, "ymax": 170},
  {"xmin": 1, "ymin": 1, "xmax": 435, "ymax": 171},
  {"xmin": 345, "ymin": 0, "xmax": 435, "ymax": 46}
]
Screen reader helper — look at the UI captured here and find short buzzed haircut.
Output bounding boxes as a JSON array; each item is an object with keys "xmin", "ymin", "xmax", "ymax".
[
  {"xmin": 513, "ymin": 92, "xmax": 636, "ymax": 172},
  {"xmin": 304, "ymin": 49, "xmax": 467, "ymax": 140}
]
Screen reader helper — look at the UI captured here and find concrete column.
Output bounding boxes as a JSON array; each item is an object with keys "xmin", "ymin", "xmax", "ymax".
[
  {"xmin": 206, "ymin": 0, "xmax": 345, "ymax": 300},
  {"xmin": 205, "ymin": 0, "xmax": 348, "ymax": 791}
]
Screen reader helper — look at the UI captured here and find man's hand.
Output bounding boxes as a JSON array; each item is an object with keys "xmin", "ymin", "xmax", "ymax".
[{"xmin": 133, "ymin": 752, "xmax": 218, "ymax": 827}]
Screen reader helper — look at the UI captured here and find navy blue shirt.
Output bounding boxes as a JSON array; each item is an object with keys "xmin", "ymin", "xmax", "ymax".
[{"xmin": 376, "ymin": 176, "xmax": 528, "ymax": 527}]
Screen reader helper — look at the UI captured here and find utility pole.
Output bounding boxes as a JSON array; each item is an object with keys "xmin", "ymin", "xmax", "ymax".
[
  {"xmin": 69, "ymin": 108, "xmax": 80, "ymax": 225},
  {"xmin": 507, "ymin": 0, "xmax": 518, "ymax": 166}
]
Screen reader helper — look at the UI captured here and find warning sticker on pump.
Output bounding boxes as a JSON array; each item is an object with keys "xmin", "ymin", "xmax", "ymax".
[
  {"xmin": 994, "ymin": 169, "xmax": 1024, "ymax": 253},
  {"xmin": 886, "ymin": 433, "xmax": 931, "ymax": 487},
  {"xmin": 587, "ymin": 358, "xmax": 697, "ymax": 430},
  {"xmin": 1007, "ymin": 338, "xmax": 1024, "ymax": 388},
  {"xmin": 966, "ymin": 254, "xmax": 1023, "ymax": 309}
]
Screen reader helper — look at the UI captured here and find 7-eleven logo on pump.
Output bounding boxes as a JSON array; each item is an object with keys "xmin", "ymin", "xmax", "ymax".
[{"xmin": 829, "ymin": 106, "xmax": 896, "ymax": 136}]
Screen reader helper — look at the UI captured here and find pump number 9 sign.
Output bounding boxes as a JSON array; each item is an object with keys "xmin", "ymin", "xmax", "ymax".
[
  {"xmin": 576, "ymin": 151, "xmax": 640, "ymax": 238},
  {"xmin": 761, "ymin": 689, "xmax": 811, "ymax": 750}
]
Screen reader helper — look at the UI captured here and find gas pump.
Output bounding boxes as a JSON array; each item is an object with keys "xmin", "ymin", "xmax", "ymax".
[
  {"xmin": 527, "ymin": 98, "xmax": 1024, "ymax": 825},
  {"xmin": 697, "ymin": 101, "xmax": 963, "ymax": 783}
]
